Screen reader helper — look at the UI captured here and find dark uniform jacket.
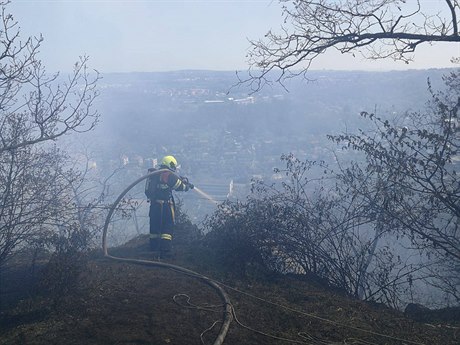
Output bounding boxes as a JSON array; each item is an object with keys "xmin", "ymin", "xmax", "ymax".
[
  {"xmin": 145, "ymin": 168, "xmax": 188, "ymax": 202},
  {"xmin": 145, "ymin": 167, "xmax": 189, "ymax": 252}
]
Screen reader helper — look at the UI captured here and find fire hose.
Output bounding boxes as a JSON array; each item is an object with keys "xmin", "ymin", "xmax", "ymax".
[{"xmin": 101, "ymin": 169, "xmax": 232, "ymax": 345}]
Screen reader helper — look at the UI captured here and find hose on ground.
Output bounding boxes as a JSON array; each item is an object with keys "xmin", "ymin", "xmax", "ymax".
[{"xmin": 101, "ymin": 169, "xmax": 232, "ymax": 345}]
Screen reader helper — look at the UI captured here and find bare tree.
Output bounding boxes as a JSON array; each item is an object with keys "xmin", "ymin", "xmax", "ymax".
[
  {"xmin": 0, "ymin": 2, "xmax": 99, "ymax": 153},
  {"xmin": 205, "ymin": 155, "xmax": 415, "ymax": 306},
  {"xmin": 330, "ymin": 71, "xmax": 460, "ymax": 262},
  {"xmin": 327, "ymin": 71, "xmax": 460, "ymax": 304},
  {"xmin": 246, "ymin": 0, "xmax": 459, "ymax": 89},
  {"xmin": 1, "ymin": 145, "xmax": 74, "ymax": 264},
  {"xmin": 0, "ymin": 1, "xmax": 100, "ymax": 267},
  {"xmin": 66, "ymin": 149, "xmax": 136, "ymax": 248}
]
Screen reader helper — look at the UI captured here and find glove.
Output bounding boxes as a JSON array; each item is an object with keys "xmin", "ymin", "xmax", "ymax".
[{"xmin": 181, "ymin": 177, "xmax": 193, "ymax": 190}]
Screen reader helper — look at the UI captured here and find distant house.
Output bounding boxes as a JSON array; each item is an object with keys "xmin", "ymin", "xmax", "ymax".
[{"xmin": 121, "ymin": 155, "xmax": 129, "ymax": 166}]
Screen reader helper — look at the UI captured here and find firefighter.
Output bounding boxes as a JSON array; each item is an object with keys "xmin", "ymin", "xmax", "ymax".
[{"xmin": 145, "ymin": 155, "xmax": 194, "ymax": 254}]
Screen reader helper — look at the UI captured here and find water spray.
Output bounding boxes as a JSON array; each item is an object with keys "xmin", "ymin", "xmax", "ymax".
[
  {"xmin": 193, "ymin": 186, "xmax": 219, "ymax": 205},
  {"xmin": 101, "ymin": 168, "xmax": 232, "ymax": 345}
]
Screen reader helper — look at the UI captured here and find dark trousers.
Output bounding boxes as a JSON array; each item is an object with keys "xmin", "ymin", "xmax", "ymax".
[{"xmin": 149, "ymin": 200, "xmax": 175, "ymax": 252}]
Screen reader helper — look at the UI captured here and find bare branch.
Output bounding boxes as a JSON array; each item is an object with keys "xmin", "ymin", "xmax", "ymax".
[
  {"xmin": 245, "ymin": 0, "xmax": 460, "ymax": 90},
  {"xmin": 0, "ymin": 1, "xmax": 100, "ymax": 267}
]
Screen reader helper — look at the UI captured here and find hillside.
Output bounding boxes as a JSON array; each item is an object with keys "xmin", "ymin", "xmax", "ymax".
[{"xmin": 1, "ymin": 235, "xmax": 459, "ymax": 345}]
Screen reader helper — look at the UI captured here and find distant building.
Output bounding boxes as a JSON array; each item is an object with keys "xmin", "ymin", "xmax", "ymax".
[
  {"xmin": 144, "ymin": 158, "xmax": 157, "ymax": 169},
  {"xmin": 121, "ymin": 155, "xmax": 129, "ymax": 166}
]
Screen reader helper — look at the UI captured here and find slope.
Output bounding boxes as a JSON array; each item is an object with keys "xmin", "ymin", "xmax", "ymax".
[{"xmin": 0, "ymin": 235, "xmax": 458, "ymax": 345}]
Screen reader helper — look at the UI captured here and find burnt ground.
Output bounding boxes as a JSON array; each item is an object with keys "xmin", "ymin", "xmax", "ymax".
[{"xmin": 1, "ymin": 236, "xmax": 459, "ymax": 345}]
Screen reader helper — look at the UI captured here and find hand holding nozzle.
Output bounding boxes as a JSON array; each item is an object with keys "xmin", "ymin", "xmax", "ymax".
[{"xmin": 182, "ymin": 177, "xmax": 194, "ymax": 191}]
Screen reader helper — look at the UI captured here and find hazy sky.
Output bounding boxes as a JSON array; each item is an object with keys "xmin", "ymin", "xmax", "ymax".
[{"xmin": 9, "ymin": 0, "xmax": 460, "ymax": 74}]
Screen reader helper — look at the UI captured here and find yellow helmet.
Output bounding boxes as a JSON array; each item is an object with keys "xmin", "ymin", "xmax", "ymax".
[{"xmin": 161, "ymin": 155, "xmax": 178, "ymax": 171}]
